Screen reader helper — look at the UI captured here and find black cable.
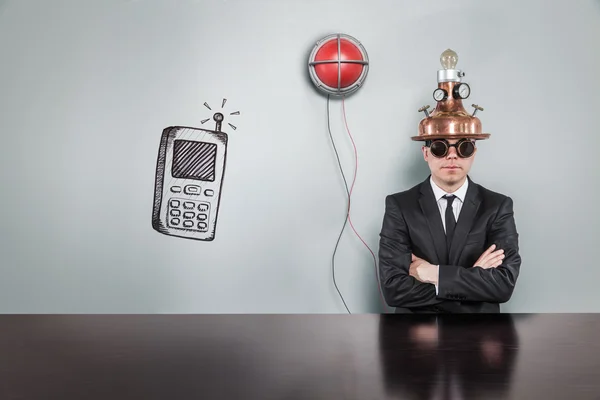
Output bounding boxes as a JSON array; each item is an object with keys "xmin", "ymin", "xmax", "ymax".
[{"xmin": 327, "ymin": 94, "xmax": 351, "ymax": 314}]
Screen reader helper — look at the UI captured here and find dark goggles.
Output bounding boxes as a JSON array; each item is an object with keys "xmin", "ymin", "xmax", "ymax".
[{"xmin": 425, "ymin": 139, "xmax": 476, "ymax": 158}]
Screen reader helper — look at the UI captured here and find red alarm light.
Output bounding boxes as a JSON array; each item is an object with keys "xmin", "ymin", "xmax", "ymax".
[{"xmin": 308, "ymin": 33, "xmax": 369, "ymax": 96}]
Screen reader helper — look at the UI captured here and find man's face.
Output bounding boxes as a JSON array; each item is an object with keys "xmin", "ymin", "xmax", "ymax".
[{"xmin": 422, "ymin": 138, "xmax": 477, "ymax": 187}]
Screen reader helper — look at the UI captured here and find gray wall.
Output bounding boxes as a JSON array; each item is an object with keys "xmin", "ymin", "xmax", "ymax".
[{"xmin": 1, "ymin": 0, "xmax": 599, "ymax": 313}]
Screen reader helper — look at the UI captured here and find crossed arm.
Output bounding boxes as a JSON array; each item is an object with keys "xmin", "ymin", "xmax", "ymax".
[
  {"xmin": 378, "ymin": 195, "xmax": 522, "ymax": 308},
  {"xmin": 435, "ymin": 196, "xmax": 521, "ymax": 303},
  {"xmin": 378, "ymin": 195, "xmax": 442, "ymax": 308}
]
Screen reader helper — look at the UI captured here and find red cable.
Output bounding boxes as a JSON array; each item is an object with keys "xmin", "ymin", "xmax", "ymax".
[{"xmin": 341, "ymin": 97, "xmax": 388, "ymax": 310}]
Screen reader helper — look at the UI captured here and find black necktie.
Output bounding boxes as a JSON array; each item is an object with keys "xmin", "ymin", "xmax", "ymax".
[{"xmin": 444, "ymin": 195, "xmax": 456, "ymax": 251}]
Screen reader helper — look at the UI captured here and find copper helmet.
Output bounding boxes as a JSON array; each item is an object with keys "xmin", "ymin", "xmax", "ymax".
[{"xmin": 412, "ymin": 49, "xmax": 490, "ymax": 141}]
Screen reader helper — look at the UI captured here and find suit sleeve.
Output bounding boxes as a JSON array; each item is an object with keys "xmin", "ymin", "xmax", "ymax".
[
  {"xmin": 436, "ymin": 196, "xmax": 521, "ymax": 303},
  {"xmin": 378, "ymin": 195, "xmax": 443, "ymax": 308}
]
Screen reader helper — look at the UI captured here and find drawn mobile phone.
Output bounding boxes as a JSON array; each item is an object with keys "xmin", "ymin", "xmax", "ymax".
[{"xmin": 152, "ymin": 112, "xmax": 228, "ymax": 241}]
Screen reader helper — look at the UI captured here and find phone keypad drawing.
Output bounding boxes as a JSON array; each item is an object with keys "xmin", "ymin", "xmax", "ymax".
[
  {"xmin": 152, "ymin": 111, "xmax": 228, "ymax": 241},
  {"xmin": 167, "ymin": 198, "xmax": 211, "ymax": 232}
]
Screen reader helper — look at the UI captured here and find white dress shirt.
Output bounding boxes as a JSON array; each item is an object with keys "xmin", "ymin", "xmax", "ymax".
[{"xmin": 429, "ymin": 176, "xmax": 469, "ymax": 295}]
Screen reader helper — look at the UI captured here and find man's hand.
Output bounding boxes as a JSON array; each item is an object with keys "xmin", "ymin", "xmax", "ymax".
[
  {"xmin": 473, "ymin": 244, "xmax": 505, "ymax": 269},
  {"xmin": 409, "ymin": 254, "xmax": 439, "ymax": 285}
]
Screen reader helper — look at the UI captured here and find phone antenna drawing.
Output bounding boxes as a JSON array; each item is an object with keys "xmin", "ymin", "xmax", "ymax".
[
  {"xmin": 152, "ymin": 98, "xmax": 240, "ymax": 241},
  {"xmin": 201, "ymin": 100, "xmax": 240, "ymax": 131}
]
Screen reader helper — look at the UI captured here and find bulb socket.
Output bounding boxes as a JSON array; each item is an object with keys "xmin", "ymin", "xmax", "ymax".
[{"xmin": 437, "ymin": 68, "xmax": 464, "ymax": 83}]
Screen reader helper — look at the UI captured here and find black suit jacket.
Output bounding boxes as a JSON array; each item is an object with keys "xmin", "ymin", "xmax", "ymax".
[{"xmin": 378, "ymin": 175, "xmax": 521, "ymax": 313}]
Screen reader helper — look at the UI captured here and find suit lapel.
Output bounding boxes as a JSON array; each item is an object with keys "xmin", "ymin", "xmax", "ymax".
[
  {"xmin": 418, "ymin": 177, "xmax": 448, "ymax": 265},
  {"xmin": 448, "ymin": 177, "xmax": 481, "ymax": 265}
]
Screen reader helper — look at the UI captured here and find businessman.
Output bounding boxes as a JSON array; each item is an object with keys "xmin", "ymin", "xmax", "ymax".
[{"xmin": 378, "ymin": 136, "xmax": 521, "ymax": 313}]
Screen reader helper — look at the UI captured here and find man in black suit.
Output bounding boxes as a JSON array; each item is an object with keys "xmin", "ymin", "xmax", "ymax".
[{"xmin": 378, "ymin": 135, "xmax": 521, "ymax": 313}]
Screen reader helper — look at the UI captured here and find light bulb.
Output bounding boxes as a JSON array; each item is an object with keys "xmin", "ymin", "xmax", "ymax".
[{"xmin": 440, "ymin": 49, "xmax": 458, "ymax": 70}]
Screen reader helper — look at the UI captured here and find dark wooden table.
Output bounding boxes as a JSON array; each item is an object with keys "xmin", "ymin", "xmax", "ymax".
[{"xmin": 1, "ymin": 314, "xmax": 599, "ymax": 399}]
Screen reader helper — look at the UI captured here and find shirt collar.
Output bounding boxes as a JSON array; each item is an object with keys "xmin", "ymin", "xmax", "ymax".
[{"xmin": 430, "ymin": 175, "xmax": 469, "ymax": 203}]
